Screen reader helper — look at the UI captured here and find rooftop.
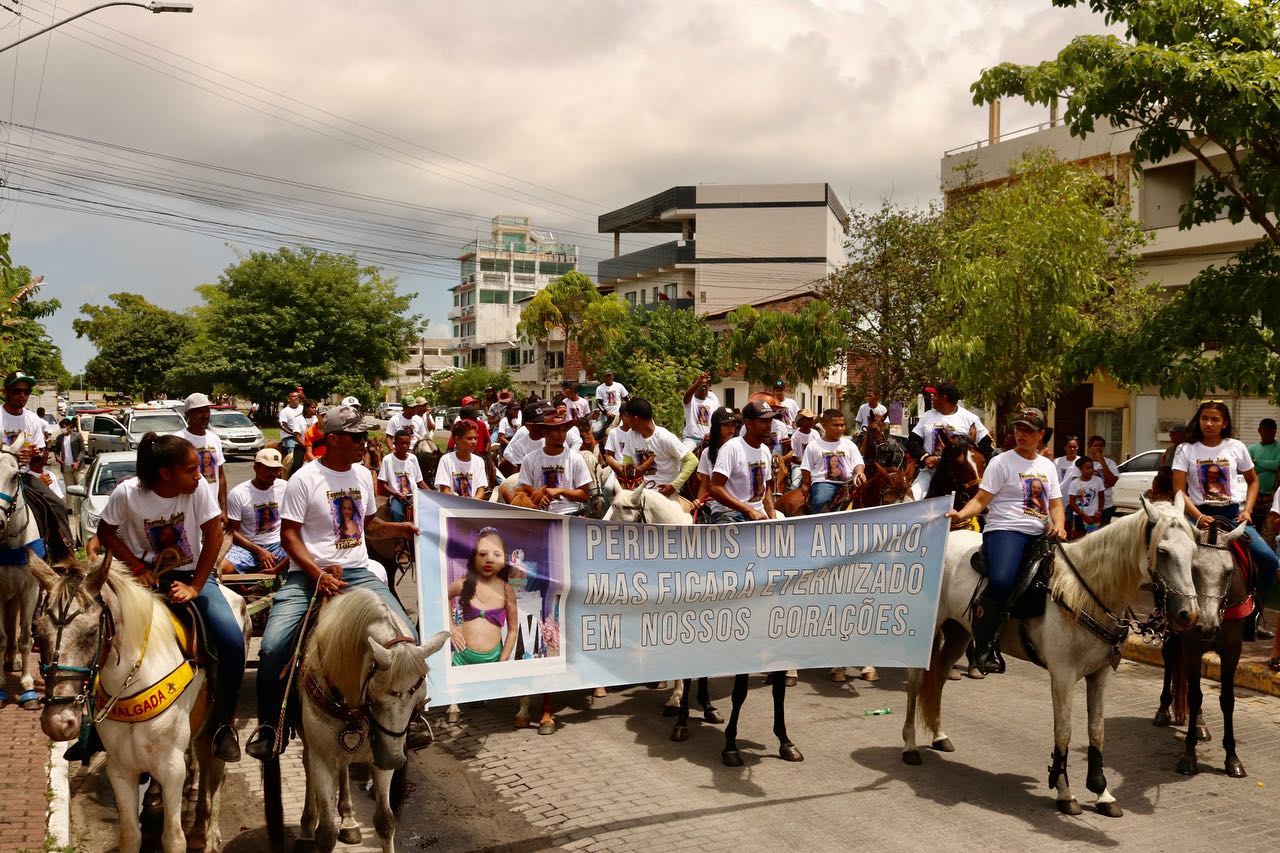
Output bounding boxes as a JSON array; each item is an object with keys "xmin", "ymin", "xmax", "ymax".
[{"xmin": 599, "ymin": 183, "xmax": 849, "ymax": 234}]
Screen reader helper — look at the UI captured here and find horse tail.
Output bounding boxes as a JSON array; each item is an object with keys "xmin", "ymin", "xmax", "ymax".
[
  {"xmin": 391, "ymin": 765, "xmax": 408, "ymax": 816},
  {"xmin": 264, "ymin": 756, "xmax": 284, "ymax": 850},
  {"xmin": 1169, "ymin": 634, "xmax": 1189, "ymax": 726},
  {"xmin": 917, "ymin": 628, "xmax": 948, "ymax": 735}
]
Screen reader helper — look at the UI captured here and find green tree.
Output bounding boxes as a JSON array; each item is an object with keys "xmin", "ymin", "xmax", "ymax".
[
  {"xmin": 516, "ymin": 270, "xmax": 602, "ymax": 379},
  {"xmin": 0, "ymin": 235, "xmax": 69, "ymax": 386},
  {"xmin": 73, "ymin": 292, "xmax": 197, "ymax": 397},
  {"xmin": 931, "ymin": 150, "xmax": 1150, "ymax": 429},
  {"xmin": 820, "ymin": 202, "xmax": 946, "ymax": 402},
  {"xmin": 418, "ymin": 365, "xmax": 512, "ymax": 407},
  {"xmin": 601, "ymin": 304, "xmax": 728, "ymax": 431},
  {"xmin": 725, "ymin": 300, "xmax": 848, "ymax": 389},
  {"xmin": 971, "ymin": 0, "xmax": 1280, "ymax": 397},
  {"xmin": 190, "ymin": 247, "xmax": 418, "ymax": 401}
]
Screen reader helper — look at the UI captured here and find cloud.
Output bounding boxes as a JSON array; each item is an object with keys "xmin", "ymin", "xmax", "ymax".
[{"xmin": 0, "ymin": 0, "xmax": 1113, "ymax": 374}]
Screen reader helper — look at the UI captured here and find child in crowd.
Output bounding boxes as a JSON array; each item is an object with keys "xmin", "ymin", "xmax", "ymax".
[
  {"xmin": 1068, "ymin": 456, "xmax": 1104, "ymax": 537},
  {"xmin": 378, "ymin": 428, "xmax": 427, "ymax": 522},
  {"xmin": 436, "ymin": 419, "xmax": 489, "ymax": 500},
  {"xmin": 448, "ymin": 526, "xmax": 519, "ymax": 665}
]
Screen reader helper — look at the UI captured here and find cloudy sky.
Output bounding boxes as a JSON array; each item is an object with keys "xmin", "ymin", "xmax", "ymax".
[{"xmin": 0, "ymin": 0, "xmax": 1111, "ymax": 373}]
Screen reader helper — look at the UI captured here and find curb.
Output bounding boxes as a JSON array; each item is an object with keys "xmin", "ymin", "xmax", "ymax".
[
  {"xmin": 1121, "ymin": 634, "xmax": 1280, "ymax": 697},
  {"xmin": 47, "ymin": 740, "xmax": 70, "ymax": 849}
]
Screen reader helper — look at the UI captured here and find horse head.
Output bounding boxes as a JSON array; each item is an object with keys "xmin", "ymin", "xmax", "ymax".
[
  {"xmin": 1142, "ymin": 494, "xmax": 1203, "ymax": 632},
  {"xmin": 1187, "ymin": 518, "xmax": 1249, "ymax": 638},
  {"xmin": 364, "ymin": 630, "xmax": 449, "ymax": 771}
]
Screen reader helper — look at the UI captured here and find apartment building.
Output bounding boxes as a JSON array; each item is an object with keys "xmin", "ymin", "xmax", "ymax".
[
  {"xmin": 448, "ymin": 215, "xmax": 579, "ymax": 373},
  {"xmin": 940, "ymin": 108, "xmax": 1277, "ymax": 459},
  {"xmin": 383, "ymin": 337, "xmax": 452, "ymax": 400}
]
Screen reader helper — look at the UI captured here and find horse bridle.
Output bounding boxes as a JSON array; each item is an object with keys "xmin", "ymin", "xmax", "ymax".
[
  {"xmin": 305, "ymin": 635, "xmax": 425, "ymax": 751},
  {"xmin": 38, "ymin": 573, "xmax": 110, "ymax": 712}
]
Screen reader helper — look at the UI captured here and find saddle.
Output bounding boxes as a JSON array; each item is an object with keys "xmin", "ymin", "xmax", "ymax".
[
  {"xmin": 166, "ymin": 600, "xmax": 211, "ymax": 665},
  {"xmin": 1223, "ymin": 538, "xmax": 1256, "ymax": 623},
  {"xmin": 970, "ymin": 536, "xmax": 1055, "ymax": 620}
]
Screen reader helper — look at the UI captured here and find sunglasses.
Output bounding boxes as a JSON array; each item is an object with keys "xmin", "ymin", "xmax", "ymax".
[{"xmin": 340, "ymin": 431, "xmax": 369, "ymax": 443}]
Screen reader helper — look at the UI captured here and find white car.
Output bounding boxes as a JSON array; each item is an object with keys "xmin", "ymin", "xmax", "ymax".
[
  {"xmin": 207, "ymin": 409, "xmax": 265, "ymax": 455},
  {"xmin": 66, "ymin": 451, "xmax": 137, "ymax": 545},
  {"xmin": 1110, "ymin": 448, "xmax": 1246, "ymax": 515},
  {"xmin": 376, "ymin": 402, "xmax": 403, "ymax": 420}
]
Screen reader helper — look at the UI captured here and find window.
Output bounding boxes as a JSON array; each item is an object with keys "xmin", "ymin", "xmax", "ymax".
[
  {"xmin": 453, "ymin": 356, "xmax": 460, "ymax": 367},
  {"xmin": 514, "ymin": 259, "xmax": 536, "ymax": 275},
  {"xmin": 545, "ymin": 351, "xmax": 565, "ymax": 369},
  {"xmin": 625, "ymin": 291, "xmax": 637, "ymax": 306},
  {"xmin": 460, "ymin": 259, "xmax": 476, "ymax": 279},
  {"xmin": 652, "ymin": 286, "xmax": 659, "ymax": 304},
  {"xmin": 512, "ymin": 290, "xmax": 535, "ymax": 303},
  {"xmin": 452, "ymin": 292, "xmax": 460, "ymax": 307},
  {"xmin": 452, "ymin": 324, "xmax": 460, "ymax": 338},
  {"xmin": 479, "ymin": 289, "xmax": 508, "ymax": 304},
  {"xmin": 724, "ymin": 388, "xmax": 736, "ymax": 409},
  {"xmin": 502, "ymin": 349, "xmax": 520, "ymax": 368},
  {"xmin": 470, "ymin": 348, "xmax": 485, "ymax": 366},
  {"xmin": 664, "ymin": 283, "xmax": 677, "ymax": 299},
  {"xmin": 480, "ymin": 258, "xmax": 510, "ymax": 273},
  {"xmin": 540, "ymin": 261, "xmax": 574, "ymax": 277},
  {"xmin": 522, "ymin": 349, "xmax": 535, "ymax": 365},
  {"xmin": 1086, "ymin": 407, "xmax": 1127, "ymax": 459}
]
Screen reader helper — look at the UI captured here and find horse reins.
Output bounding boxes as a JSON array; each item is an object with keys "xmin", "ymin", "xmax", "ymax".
[{"xmin": 301, "ymin": 634, "xmax": 424, "ymax": 753}]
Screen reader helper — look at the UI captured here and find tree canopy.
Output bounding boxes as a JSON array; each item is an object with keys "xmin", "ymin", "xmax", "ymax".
[
  {"xmin": 931, "ymin": 150, "xmax": 1150, "ymax": 423},
  {"xmin": 0, "ymin": 235, "xmax": 69, "ymax": 387},
  {"xmin": 516, "ymin": 270, "xmax": 603, "ymax": 379},
  {"xmin": 73, "ymin": 292, "xmax": 196, "ymax": 398},
  {"xmin": 725, "ymin": 300, "xmax": 848, "ymax": 390}
]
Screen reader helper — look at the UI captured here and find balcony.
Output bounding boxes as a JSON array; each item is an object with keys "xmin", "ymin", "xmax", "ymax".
[
  {"xmin": 461, "ymin": 239, "xmax": 580, "ymax": 257},
  {"xmin": 493, "ymin": 215, "xmax": 530, "ymax": 228},
  {"xmin": 598, "ymin": 240, "xmax": 696, "ymax": 282},
  {"xmin": 636, "ymin": 297, "xmax": 695, "ymax": 313}
]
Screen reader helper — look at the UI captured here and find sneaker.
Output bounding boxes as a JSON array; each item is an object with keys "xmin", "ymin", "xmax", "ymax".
[
  {"xmin": 406, "ymin": 711, "xmax": 433, "ymax": 751},
  {"xmin": 244, "ymin": 725, "xmax": 277, "ymax": 761},
  {"xmin": 213, "ymin": 724, "xmax": 241, "ymax": 762}
]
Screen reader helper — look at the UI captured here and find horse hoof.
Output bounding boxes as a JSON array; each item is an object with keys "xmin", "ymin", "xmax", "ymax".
[
  {"xmin": 779, "ymin": 743, "xmax": 804, "ymax": 762},
  {"xmin": 1226, "ymin": 757, "xmax": 1247, "ymax": 778},
  {"xmin": 722, "ymin": 749, "xmax": 744, "ymax": 767},
  {"xmin": 1057, "ymin": 799, "xmax": 1082, "ymax": 816},
  {"xmin": 538, "ymin": 721, "xmax": 556, "ymax": 736},
  {"xmin": 931, "ymin": 737, "xmax": 955, "ymax": 753},
  {"xmin": 592, "ymin": 687, "xmax": 607, "ymax": 698},
  {"xmin": 1096, "ymin": 802, "xmax": 1123, "ymax": 818},
  {"xmin": 784, "ymin": 675, "xmax": 798, "ymax": 687},
  {"xmin": 965, "ymin": 667, "xmax": 986, "ymax": 680},
  {"xmin": 20, "ymin": 698, "xmax": 40, "ymax": 711},
  {"xmin": 514, "ymin": 715, "xmax": 530, "ymax": 729},
  {"xmin": 860, "ymin": 667, "xmax": 879, "ymax": 682},
  {"xmin": 1177, "ymin": 756, "xmax": 1198, "ymax": 776},
  {"xmin": 703, "ymin": 708, "xmax": 724, "ymax": 725},
  {"xmin": 1195, "ymin": 724, "xmax": 1211, "ymax": 743},
  {"xmin": 445, "ymin": 710, "xmax": 461, "ymax": 724},
  {"xmin": 662, "ymin": 706, "xmax": 679, "ymax": 717},
  {"xmin": 902, "ymin": 749, "xmax": 922, "ymax": 766},
  {"xmin": 947, "ymin": 669, "xmax": 962, "ymax": 681},
  {"xmin": 671, "ymin": 725, "xmax": 689, "ymax": 743},
  {"xmin": 829, "ymin": 669, "xmax": 848, "ymax": 682},
  {"xmin": 338, "ymin": 827, "xmax": 362, "ymax": 844},
  {"xmin": 1153, "ymin": 707, "xmax": 1171, "ymax": 727}
]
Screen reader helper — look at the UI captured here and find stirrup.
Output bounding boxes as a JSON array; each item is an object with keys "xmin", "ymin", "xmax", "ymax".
[{"xmin": 244, "ymin": 724, "xmax": 278, "ymax": 761}]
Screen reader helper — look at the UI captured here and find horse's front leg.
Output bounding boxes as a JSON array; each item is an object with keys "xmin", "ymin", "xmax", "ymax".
[
  {"xmin": 697, "ymin": 677, "xmax": 723, "ymax": 723},
  {"xmin": 1048, "ymin": 670, "xmax": 1081, "ymax": 815},
  {"xmin": 302, "ymin": 740, "xmax": 338, "ymax": 853},
  {"xmin": 1219, "ymin": 633, "xmax": 1246, "ymax": 778},
  {"xmin": 337, "ymin": 764, "xmax": 362, "ymax": 845},
  {"xmin": 662, "ymin": 679, "xmax": 684, "ymax": 716},
  {"xmin": 16, "ymin": 581, "xmax": 38, "ymax": 705},
  {"xmin": 1178, "ymin": 645, "xmax": 1205, "ymax": 776},
  {"xmin": 188, "ymin": 735, "xmax": 224, "ymax": 851},
  {"xmin": 1085, "ymin": 668, "xmax": 1122, "ymax": 817},
  {"xmin": 671, "ymin": 678, "xmax": 693, "ymax": 742},
  {"xmin": 721, "ymin": 673, "xmax": 749, "ymax": 767},
  {"xmin": 772, "ymin": 671, "xmax": 803, "ymax": 762},
  {"xmin": 105, "ymin": 760, "xmax": 144, "ymax": 853},
  {"xmin": 154, "ymin": 752, "xmax": 189, "ymax": 853},
  {"xmin": 1154, "ymin": 634, "xmax": 1176, "ymax": 727},
  {"xmin": 371, "ymin": 766, "xmax": 398, "ymax": 853}
]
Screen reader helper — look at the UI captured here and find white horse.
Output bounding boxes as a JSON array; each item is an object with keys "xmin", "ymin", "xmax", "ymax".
[
  {"xmin": 603, "ymin": 485, "xmax": 692, "ymax": 525},
  {"xmin": 901, "ymin": 496, "xmax": 1201, "ymax": 817},
  {"xmin": 294, "ymin": 588, "xmax": 448, "ymax": 853},
  {"xmin": 30, "ymin": 553, "xmax": 248, "ymax": 852},
  {"xmin": 0, "ymin": 439, "xmax": 42, "ymax": 708}
]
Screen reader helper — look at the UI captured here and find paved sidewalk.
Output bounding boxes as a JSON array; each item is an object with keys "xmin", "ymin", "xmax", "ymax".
[{"xmin": 0, "ymin": 658, "xmax": 50, "ymax": 853}]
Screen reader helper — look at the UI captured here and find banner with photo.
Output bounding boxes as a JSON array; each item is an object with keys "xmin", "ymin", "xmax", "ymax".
[{"xmin": 417, "ymin": 492, "xmax": 951, "ymax": 705}]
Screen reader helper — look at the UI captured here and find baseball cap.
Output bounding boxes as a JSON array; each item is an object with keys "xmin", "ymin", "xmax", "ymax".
[
  {"xmin": 1012, "ymin": 407, "xmax": 1046, "ymax": 430},
  {"xmin": 414, "ymin": 396, "xmax": 427, "ymax": 406},
  {"xmin": 340, "ymin": 395, "xmax": 360, "ymax": 407},
  {"xmin": 321, "ymin": 404, "xmax": 376, "ymax": 435},
  {"xmin": 254, "ymin": 448, "xmax": 284, "ymax": 467},
  {"xmin": 523, "ymin": 401, "xmax": 555, "ymax": 424},
  {"xmin": 798, "ymin": 408, "xmax": 816, "ymax": 420},
  {"xmin": 743, "ymin": 401, "xmax": 781, "ymax": 421},
  {"xmin": 460, "ymin": 395, "xmax": 477, "ymax": 406},
  {"xmin": 3, "ymin": 370, "xmax": 36, "ymax": 389},
  {"xmin": 184, "ymin": 392, "xmax": 212, "ymax": 410}
]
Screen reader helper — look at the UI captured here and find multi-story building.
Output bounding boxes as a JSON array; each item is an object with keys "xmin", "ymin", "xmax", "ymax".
[
  {"xmin": 596, "ymin": 183, "xmax": 850, "ymax": 411},
  {"xmin": 383, "ymin": 337, "xmax": 452, "ymax": 401},
  {"xmin": 940, "ymin": 106, "xmax": 1278, "ymax": 459},
  {"xmin": 448, "ymin": 215, "xmax": 578, "ymax": 374}
]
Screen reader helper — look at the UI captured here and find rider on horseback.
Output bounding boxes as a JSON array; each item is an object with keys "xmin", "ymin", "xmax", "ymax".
[
  {"xmin": 908, "ymin": 381, "xmax": 994, "ymax": 494},
  {"xmin": 2, "ymin": 371, "xmax": 74, "ymax": 562},
  {"xmin": 681, "ymin": 373, "xmax": 720, "ymax": 452},
  {"xmin": 707, "ymin": 401, "xmax": 777, "ymax": 523},
  {"xmin": 945, "ymin": 408, "xmax": 1067, "ymax": 675},
  {"xmin": 801, "ymin": 409, "xmax": 867, "ymax": 514},
  {"xmin": 618, "ymin": 398, "xmax": 697, "ymax": 497}
]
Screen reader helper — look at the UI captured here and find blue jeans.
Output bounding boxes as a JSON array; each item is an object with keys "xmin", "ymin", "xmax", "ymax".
[
  {"xmin": 808, "ymin": 481, "xmax": 841, "ymax": 514},
  {"xmin": 710, "ymin": 510, "xmax": 747, "ymax": 524},
  {"xmin": 388, "ymin": 495, "xmax": 408, "ymax": 523},
  {"xmin": 169, "ymin": 572, "xmax": 244, "ymax": 728},
  {"xmin": 1199, "ymin": 503, "xmax": 1280, "ymax": 584},
  {"xmin": 256, "ymin": 567, "xmax": 416, "ymax": 726},
  {"xmin": 981, "ymin": 529, "xmax": 1039, "ymax": 602}
]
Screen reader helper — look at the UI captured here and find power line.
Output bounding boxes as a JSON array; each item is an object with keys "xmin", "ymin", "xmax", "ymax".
[{"xmin": 7, "ymin": 0, "xmax": 55, "ymax": 229}]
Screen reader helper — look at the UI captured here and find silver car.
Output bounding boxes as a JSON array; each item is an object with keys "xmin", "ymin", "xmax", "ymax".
[
  {"xmin": 86, "ymin": 410, "xmax": 187, "ymax": 458},
  {"xmin": 66, "ymin": 451, "xmax": 137, "ymax": 545},
  {"xmin": 207, "ymin": 409, "xmax": 264, "ymax": 456}
]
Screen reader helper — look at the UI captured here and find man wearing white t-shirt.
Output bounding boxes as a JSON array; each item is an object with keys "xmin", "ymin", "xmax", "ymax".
[
  {"xmin": 908, "ymin": 381, "xmax": 993, "ymax": 496},
  {"xmin": 385, "ymin": 399, "xmax": 418, "ymax": 453},
  {"xmin": 222, "ymin": 448, "xmax": 289, "ymax": 574},
  {"xmin": 855, "ymin": 391, "xmax": 888, "ymax": 431},
  {"xmin": 681, "ymin": 373, "xmax": 720, "ymax": 451},
  {"xmin": 594, "ymin": 371, "xmax": 628, "ymax": 420},
  {"xmin": 708, "ymin": 401, "xmax": 778, "ymax": 523},
  {"xmin": 622, "ymin": 398, "xmax": 697, "ymax": 497},
  {"xmin": 246, "ymin": 404, "xmax": 422, "ymax": 760},
  {"xmin": 2, "ymin": 371, "xmax": 72, "ymax": 559},
  {"xmin": 180, "ymin": 392, "xmax": 228, "ymax": 513},
  {"xmin": 516, "ymin": 403, "xmax": 591, "ymax": 515},
  {"xmin": 561, "ymin": 380, "xmax": 591, "ymax": 422}
]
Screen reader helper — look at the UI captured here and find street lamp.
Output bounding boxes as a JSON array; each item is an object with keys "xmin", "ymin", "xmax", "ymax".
[{"xmin": 0, "ymin": 2, "xmax": 193, "ymax": 55}]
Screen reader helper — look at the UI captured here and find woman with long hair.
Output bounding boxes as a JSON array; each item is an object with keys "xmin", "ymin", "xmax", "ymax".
[{"xmin": 695, "ymin": 407, "xmax": 741, "ymax": 503}]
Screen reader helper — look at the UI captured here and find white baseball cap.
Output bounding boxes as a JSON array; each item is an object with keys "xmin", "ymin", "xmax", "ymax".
[
  {"xmin": 254, "ymin": 448, "xmax": 284, "ymax": 467},
  {"xmin": 184, "ymin": 392, "xmax": 212, "ymax": 410},
  {"xmin": 340, "ymin": 395, "xmax": 360, "ymax": 407}
]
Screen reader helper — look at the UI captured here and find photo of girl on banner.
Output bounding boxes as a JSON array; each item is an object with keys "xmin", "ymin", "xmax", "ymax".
[{"xmin": 443, "ymin": 514, "xmax": 568, "ymax": 682}]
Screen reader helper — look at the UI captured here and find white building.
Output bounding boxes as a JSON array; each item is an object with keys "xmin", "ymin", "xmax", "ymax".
[{"xmin": 383, "ymin": 337, "xmax": 452, "ymax": 401}]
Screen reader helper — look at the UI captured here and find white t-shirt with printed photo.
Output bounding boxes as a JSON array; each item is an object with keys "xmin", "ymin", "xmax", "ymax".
[
  {"xmin": 565, "ymin": 396, "xmax": 591, "ymax": 421},
  {"xmin": 280, "ymin": 460, "xmax": 377, "ymax": 572},
  {"xmin": 802, "ymin": 436, "xmax": 865, "ymax": 485},
  {"xmin": 1053, "ymin": 455, "xmax": 1081, "ymax": 484},
  {"xmin": 855, "ymin": 402, "xmax": 888, "ymax": 429},
  {"xmin": 1173, "ymin": 439, "xmax": 1253, "ymax": 507},
  {"xmin": 978, "ymin": 450, "xmax": 1061, "ymax": 535},
  {"xmin": 378, "ymin": 452, "xmax": 424, "ymax": 498},
  {"xmin": 1069, "ymin": 475, "xmax": 1104, "ymax": 519},
  {"xmin": 503, "ymin": 426, "xmax": 543, "ymax": 466},
  {"xmin": 386, "ymin": 412, "xmax": 415, "ymax": 440},
  {"xmin": 278, "ymin": 404, "xmax": 305, "ymax": 437},
  {"xmin": 497, "ymin": 416, "xmax": 521, "ymax": 440},
  {"xmin": 683, "ymin": 392, "xmax": 720, "ymax": 440},
  {"xmin": 709, "ymin": 436, "xmax": 773, "ymax": 515},
  {"xmin": 411, "ymin": 414, "xmax": 428, "ymax": 442},
  {"xmin": 435, "ymin": 451, "xmax": 489, "ymax": 498},
  {"xmin": 626, "ymin": 425, "xmax": 691, "ymax": 487},
  {"xmin": 604, "ymin": 426, "xmax": 631, "ymax": 460},
  {"xmin": 790, "ymin": 428, "xmax": 816, "ymax": 462},
  {"xmin": 517, "ymin": 447, "xmax": 591, "ymax": 515},
  {"xmin": 100, "ymin": 477, "xmax": 220, "ymax": 573},
  {"xmin": 1, "ymin": 407, "xmax": 46, "ymax": 469},
  {"xmin": 912, "ymin": 406, "xmax": 990, "ymax": 456},
  {"xmin": 178, "ymin": 428, "xmax": 225, "ymax": 489},
  {"xmin": 594, "ymin": 382, "xmax": 628, "ymax": 416},
  {"xmin": 227, "ymin": 479, "xmax": 287, "ymax": 547},
  {"xmin": 565, "ymin": 425, "xmax": 583, "ymax": 452}
]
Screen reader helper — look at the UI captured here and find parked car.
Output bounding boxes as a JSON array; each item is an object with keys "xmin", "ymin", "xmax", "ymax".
[
  {"xmin": 66, "ymin": 401, "xmax": 98, "ymax": 417},
  {"xmin": 65, "ymin": 451, "xmax": 137, "ymax": 546},
  {"xmin": 207, "ymin": 409, "xmax": 265, "ymax": 455},
  {"xmin": 86, "ymin": 409, "xmax": 187, "ymax": 458},
  {"xmin": 1110, "ymin": 448, "xmax": 1246, "ymax": 515},
  {"xmin": 375, "ymin": 402, "xmax": 403, "ymax": 420}
]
